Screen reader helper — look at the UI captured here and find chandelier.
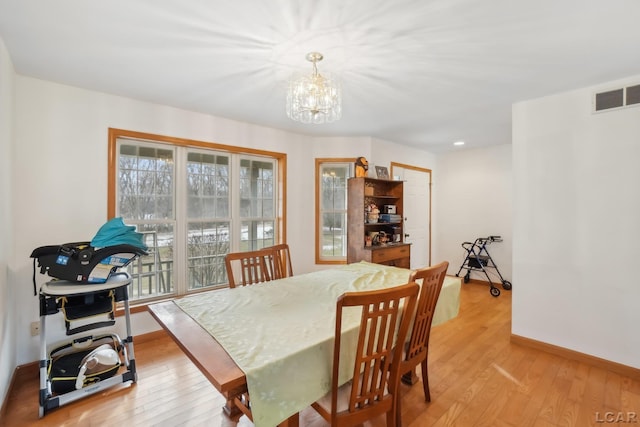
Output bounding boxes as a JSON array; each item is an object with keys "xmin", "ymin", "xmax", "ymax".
[{"xmin": 286, "ymin": 52, "xmax": 342, "ymax": 124}]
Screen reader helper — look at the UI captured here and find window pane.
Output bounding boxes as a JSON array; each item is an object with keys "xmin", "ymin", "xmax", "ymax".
[
  {"xmin": 240, "ymin": 159, "xmax": 274, "ymax": 218},
  {"xmin": 241, "ymin": 220, "xmax": 275, "ymax": 251},
  {"xmin": 186, "ymin": 151, "xmax": 232, "ymax": 290},
  {"xmin": 317, "ymin": 161, "xmax": 352, "ymax": 262},
  {"xmin": 321, "ymin": 212, "xmax": 347, "ymax": 257},
  {"xmin": 118, "ymin": 144, "xmax": 174, "ymax": 220},
  {"xmin": 187, "ymin": 151, "xmax": 230, "ymax": 220},
  {"xmin": 124, "ymin": 223, "xmax": 174, "ymax": 299},
  {"xmin": 320, "ymin": 165, "xmax": 348, "ymax": 211},
  {"xmin": 187, "ymin": 221, "xmax": 230, "ymax": 289}
]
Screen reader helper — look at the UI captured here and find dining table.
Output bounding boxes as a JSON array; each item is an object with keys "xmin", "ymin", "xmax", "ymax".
[{"xmin": 148, "ymin": 261, "xmax": 461, "ymax": 427}]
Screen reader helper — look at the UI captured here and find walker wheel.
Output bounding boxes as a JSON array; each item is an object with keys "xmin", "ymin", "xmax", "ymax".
[
  {"xmin": 502, "ymin": 280, "xmax": 512, "ymax": 290},
  {"xmin": 490, "ymin": 287, "xmax": 501, "ymax": 297},
  {"xmin": 464, "ymin": 273, "xmax": 470, "ymax": 283}
]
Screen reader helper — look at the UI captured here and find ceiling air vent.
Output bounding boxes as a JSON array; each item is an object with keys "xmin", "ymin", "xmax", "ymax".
[
  {"xmin": 594, "ymin": 84, "xmax": 640, "ymax": 112},
  {"xmin": 626, "ymin": 84, "xmax": 640, "ymax": 106},
  {"xmin": 595, "ymin": 88, "xmax": 623, "ymax": 111}
]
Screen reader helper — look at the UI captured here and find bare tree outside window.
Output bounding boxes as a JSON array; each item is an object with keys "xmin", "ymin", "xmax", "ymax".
[
  {"xmin": 240, "ymin": 159, "xmax": 275, "ymax": 251},
  {"xmin": 187, "ymin": 152, "xmax": 231, "ymax": 289},
  {"xmin": 111, "ymin": 132, "xmax": 283, "ymax": 302},
  {"xmin": 118, "ymin": 144, "xmax": 175, "ymax": 299}
]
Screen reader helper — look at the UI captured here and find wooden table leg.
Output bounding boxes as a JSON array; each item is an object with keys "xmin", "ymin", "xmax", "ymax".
[
  {"xmin": 277, "ymin": 412, "xmax": 300, "ymax": 427},
  {"xmin": 221, "ymin": 390, "xmax": 243, "ymax": 420},
  {"xmin": 401, "ymin": 367, "xmax": 419, "ymax": 385},
  {"xmin": 222, "ymin": 399, "xmax": 242, "ymax": 419},
  {"xmin": 222, "ymin": 387, "xmax": 298, "ymax": 427}
]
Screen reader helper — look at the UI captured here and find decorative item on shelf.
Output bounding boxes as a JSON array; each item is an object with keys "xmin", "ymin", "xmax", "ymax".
[
  {"xmin": 373, "ymin": 231, "xmax": 388, "ymax": 245},
  {"xmin": 380, "ymin": 213, "xmax": 401, "ymax": 223},
  {"xmin": 375, "ymin": 165, "xmax": 389, "ymax": 179},
  {"xmin": 366, "ymin": 203, "xmax": 380, "ymax": 223},
  {"xmin": 364, "ymin": 182, "xmax": 374, "ymax": 196},
  {"xmin": 355, "ymin": 157, "xmax": 368, "ymax": 177},
  {"xmin": 391, "ymin": 226, "xmax": 402, "ymax": 242},
  {"xmin": 286, "ymin": 52, "xmax": 341, "ymax": 124},
  {"xmin": 365, "ymin": 236, "xmax": 372, "ymax": 247}
]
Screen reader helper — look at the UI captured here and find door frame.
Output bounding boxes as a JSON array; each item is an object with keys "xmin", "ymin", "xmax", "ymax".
[{"xmin": 390, "ymin": 162, "xmax": 432, "ymax": 266}]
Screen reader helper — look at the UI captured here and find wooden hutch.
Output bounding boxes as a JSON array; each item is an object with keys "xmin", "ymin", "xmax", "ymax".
[{"xmin": 347, "ymin": 177, "xmax": 410, "ymax": 268}]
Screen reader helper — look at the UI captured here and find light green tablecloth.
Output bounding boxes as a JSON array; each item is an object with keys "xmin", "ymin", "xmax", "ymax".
[{"xmin": 175, "ymin": 261, "xmax": 460, "ymax": 427}]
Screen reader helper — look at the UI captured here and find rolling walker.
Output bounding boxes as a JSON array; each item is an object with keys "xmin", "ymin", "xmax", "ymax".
[{"xmin": 455, "ymin": 235, "xmax": 512, "ymax": 297}]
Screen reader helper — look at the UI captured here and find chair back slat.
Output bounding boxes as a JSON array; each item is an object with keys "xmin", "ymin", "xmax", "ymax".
[
  {"xmin": 396, "ymin": 260, "xmax": 449, "ymax": 425},
  {"xmin": 268, "ymin": 243, "xmax": 293, "ymax": 279},
  {"xmin": 325, "ymin": 282, "xmax": 418, "ymax": 426},
  {"xmin": 405, "ymin": 261, "xmax": 449, "ymax": 361},
  {"xmin": 225, "ymin": 244, "xmax": 294, "ymax": 288},
  {"xmin": 224, "ymin": 248, "xmax": 274, "ymax": 288}
]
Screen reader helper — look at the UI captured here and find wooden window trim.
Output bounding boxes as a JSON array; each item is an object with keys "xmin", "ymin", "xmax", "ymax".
[
  {"xmin": 108, "ymin": 128, "xmax": 287, "ymax": 305},
  {"xmin": 315, "ymin": 158, "xmax": 355, "ymax": 265},
  {"xmin": 108, "ymin": 128, "xmax": 287, "ymax": 244}
]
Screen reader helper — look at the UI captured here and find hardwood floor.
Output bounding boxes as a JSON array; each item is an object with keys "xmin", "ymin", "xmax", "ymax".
[{"xmin": 2, "ymin": 282, "xmax": 639, "ymax": 426}]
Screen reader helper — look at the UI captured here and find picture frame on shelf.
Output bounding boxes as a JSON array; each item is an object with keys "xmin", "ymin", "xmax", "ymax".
[{"xmin": 375, "ymin": 165, "xmax": 389, "ymax": 179}]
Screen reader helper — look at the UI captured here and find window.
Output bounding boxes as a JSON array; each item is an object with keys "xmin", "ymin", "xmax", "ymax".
[
  {"xmin": 186, "ymin": 151, "xmax": 231, "ymax": 291},
  {"xmin": 239, "ymin": 158, "xmax": 276, "ymax": 251},
  {"xmin": 108, "ymin": 129, "xmax": 285, "ymax": 301},
  {"xmin": 315, "ymin": 158, "xmax": 354, "ymax": 264}
]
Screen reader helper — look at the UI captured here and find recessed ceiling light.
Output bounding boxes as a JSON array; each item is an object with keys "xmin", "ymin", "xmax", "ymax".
[{"xmin": 453, "ymin": 141, "xmax": 465, "ymax": 146}]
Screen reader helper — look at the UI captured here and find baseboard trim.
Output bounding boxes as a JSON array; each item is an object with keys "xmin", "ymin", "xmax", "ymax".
[
  {"xmin": 1, "ymin": 329, "xmax": 168, "ymax": 418},
  {"xmin": 454, "ymin": 276, "xmax": 493, "ymax": 286},
  {"xmin": 510, "ymin": 334, "xmax": 640, "ymax": 380}
]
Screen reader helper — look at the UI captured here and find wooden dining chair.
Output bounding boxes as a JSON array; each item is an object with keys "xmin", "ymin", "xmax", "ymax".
[
  {"xmin": 396, "ymin": 261, "xmax": 449, "ymax": 424},
  {"xmin": 224, "ymin": 248, "xmax": 275, "ymax": 288},
  {"xmin": 311, "ymin": 282, "xmax": 419, "ymax": 427},
  {"xmin": 266, "ymin": 243, "xmax": 294, "ymax": 279}
]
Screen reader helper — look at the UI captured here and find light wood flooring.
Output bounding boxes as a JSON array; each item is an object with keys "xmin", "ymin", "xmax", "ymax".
[{"xmin": 2, "ymin": 281, "xmax": 639, "ymax": 426}]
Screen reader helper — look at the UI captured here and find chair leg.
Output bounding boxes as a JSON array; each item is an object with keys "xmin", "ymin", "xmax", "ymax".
[
  {"xmin": 395, "ymin": 391, "xmax": 402, "ymax": 427},
  {"xmin": 389, "ymin": 404, "xmax": 397, "ymax": 427},
  {"xmin": 421, "ymin": 359, "xmax": 431, "ymax": 402}
]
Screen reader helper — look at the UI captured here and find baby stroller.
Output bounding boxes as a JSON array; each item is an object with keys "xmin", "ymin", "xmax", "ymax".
[{"xmin": 455, "ymin": 235, "xmax": 512, "ymax": 297}]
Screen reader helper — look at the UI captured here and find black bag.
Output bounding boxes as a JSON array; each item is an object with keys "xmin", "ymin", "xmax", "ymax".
[
  {"xmin": 58, "ymin": 288, "xmax": 119, "ymax": 335},
  {"xmin": 30, "ymin": 242, "xmax": 146, "ymax": 294},
  {"xmin": 48, "ymin": 334, "xmax": 124, "ymax": 394}
]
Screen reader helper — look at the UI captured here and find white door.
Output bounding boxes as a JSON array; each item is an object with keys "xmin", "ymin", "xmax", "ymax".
[{"xmin": 392, "ymin": 165, "xmax": 431, "ymax": 269}]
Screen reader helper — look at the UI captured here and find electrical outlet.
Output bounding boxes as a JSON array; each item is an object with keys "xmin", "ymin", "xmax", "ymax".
[{"xmin": 30, "ymin": 321, "xmax": 40, "ymax": 337}]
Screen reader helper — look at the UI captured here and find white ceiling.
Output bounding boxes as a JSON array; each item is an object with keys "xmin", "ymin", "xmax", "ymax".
[{"xmin": 1, "ymin": 0, "xmax": 639, "ymax": 153}]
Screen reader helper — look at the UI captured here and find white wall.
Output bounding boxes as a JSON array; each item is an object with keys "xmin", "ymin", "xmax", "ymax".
[
  {"xmin": 0, "ymin": 38, "xmax": 15, "ymax": 408},
  {"xmin": 9, "ymin": 75, "xmax": 439, "ymax": 367},
  {"xmin": 436, "ymin": 144, "xmax": 513, "ymax": 282},
  {"xmin": 10, "ymin": 76, "xmax": 315, "ymax": 365},
  {"xmin": 512, "ymin": 75, "xmax": 640, "ymax": 368},
  {"xmin": 370, "ymin": 138, "xmax": 438, "ymax": 172}
]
